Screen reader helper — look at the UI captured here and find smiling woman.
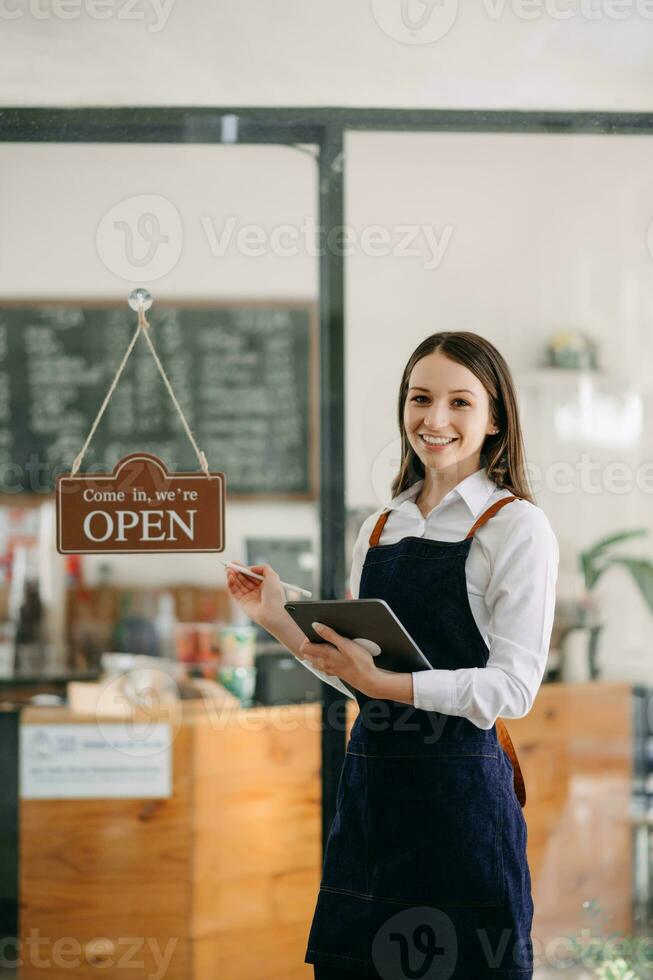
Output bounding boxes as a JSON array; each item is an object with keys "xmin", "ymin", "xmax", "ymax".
[
  {"xmin": 301, "ymin": 331, "xmax": 557, "ymax": 979},
  {"xmin": 224, "ymin": 328, "xmax": 557, "ymax": 979}
]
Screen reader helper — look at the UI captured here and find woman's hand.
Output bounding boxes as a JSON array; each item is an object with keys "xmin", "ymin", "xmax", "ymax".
[
  {"xmin": 225, "ymin": 563, "xmax": 287, "ymax": 628},
  {"xmin": 298, "ymin": 623, "xmax": 380, "ymax": 696}
]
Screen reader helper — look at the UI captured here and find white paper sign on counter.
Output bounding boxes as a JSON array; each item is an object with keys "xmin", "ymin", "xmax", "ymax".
[{"xmin": 20, "ymin": 723, "xmax": 172, "ymax": 799}]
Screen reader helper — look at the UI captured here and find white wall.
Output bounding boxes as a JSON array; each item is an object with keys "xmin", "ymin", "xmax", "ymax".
[
  {"xmin": 2, "ymin": 119, "xmax": 653, "ymax": 677},
  {"xmin": 1, "ymin": 0, "xmax": 653, "ymax": 110},
  {"xmin": 345, "ymin": 131, "xmax": 653, "ymax": 503},
  {"xmin": 0, "ymin": 143, "xmax": 317, "ymax": 299},
  {"xmin": 345, "ymin": 130, "xmax": 653, "ymax": 679}
]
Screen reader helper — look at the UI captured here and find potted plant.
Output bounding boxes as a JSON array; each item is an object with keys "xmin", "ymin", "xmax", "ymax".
[{"xmin": 568, "ymin": 529, "xmax": 653, "ymax": 680}]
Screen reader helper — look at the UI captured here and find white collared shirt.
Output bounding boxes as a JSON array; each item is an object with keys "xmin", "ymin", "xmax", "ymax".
[{"xmin": 303, "ymin": 467, "xmax": 559, "ymax": 730}]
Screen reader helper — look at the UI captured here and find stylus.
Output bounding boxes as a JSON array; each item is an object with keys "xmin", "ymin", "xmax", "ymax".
[{"xmin": 219, "ymin": 559, "xmax": 313, "ymax": 598}]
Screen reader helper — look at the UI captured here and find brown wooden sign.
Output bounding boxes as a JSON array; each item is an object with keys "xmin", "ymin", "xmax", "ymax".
[{"xmin": 56, "ymin": 453, "xmax": 225, "ymax": 555}]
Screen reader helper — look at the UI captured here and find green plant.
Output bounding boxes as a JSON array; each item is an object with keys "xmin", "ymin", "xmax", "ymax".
[
  {"xmin": 579, "ymin": 529, "xmax": 653, "ymax": 615},
  {"xmin": 595, "ymin": 959, "xmax": 640, "ymax": 980},
  {"xmin": 565, "ymin": 901, "xmax": 644, "ymax": 979}
]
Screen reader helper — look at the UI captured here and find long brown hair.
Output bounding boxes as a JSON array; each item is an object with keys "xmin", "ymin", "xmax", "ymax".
[{"xmin": 390, "ymin": 332, "xmax": 534, "ymax": 504}]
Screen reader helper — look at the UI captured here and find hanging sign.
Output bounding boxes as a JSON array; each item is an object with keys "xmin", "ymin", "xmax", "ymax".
[
  {"xmin": 56, "ymin": 452, "xmax": 225, "ymax": 554},
  {"xmin": 55, "ymin": 289, "xmax": 226, "ymax": 555}
]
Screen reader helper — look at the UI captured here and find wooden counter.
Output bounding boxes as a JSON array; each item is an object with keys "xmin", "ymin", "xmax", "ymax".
[
  {"xmin": 20, "ymin": 700, "xmax": 323, "ymax": 980},
  {"xmin": 504, "ymin": 680, "xmax": 634, "ymax": 952},
  {"xmin": 19, "ymin": 681, "xmax": 634, "ymax": 979}
]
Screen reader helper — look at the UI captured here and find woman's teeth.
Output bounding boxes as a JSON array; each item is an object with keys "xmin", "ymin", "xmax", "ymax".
[{"xmin": 420, "ymin": 434, "xmax": 457, "ymax": 446}]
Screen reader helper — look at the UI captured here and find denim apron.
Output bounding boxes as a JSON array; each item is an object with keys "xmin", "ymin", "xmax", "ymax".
[{"xmin": 305, "ymin": 495, "xmax": 534, "ymax": 979}]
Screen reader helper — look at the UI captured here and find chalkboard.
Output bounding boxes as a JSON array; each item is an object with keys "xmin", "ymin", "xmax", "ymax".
[{"xmin": 0, "ymin": 301, "xmax": 317, "ymax": 498}]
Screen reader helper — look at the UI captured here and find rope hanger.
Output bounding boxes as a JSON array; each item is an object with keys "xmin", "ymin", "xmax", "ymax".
[{"xmin": 70, "ymin": 291, "xmax": 211, "ymax": 480}]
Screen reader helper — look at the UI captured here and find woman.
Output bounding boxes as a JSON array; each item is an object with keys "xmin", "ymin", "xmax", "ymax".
[{"xmin": 227, "ymin": 332, "xmax": 559, "ymax": 979}]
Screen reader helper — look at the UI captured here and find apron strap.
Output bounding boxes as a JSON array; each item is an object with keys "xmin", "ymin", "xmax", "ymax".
[
  {"xmin": 370, "ymin": 493, "xmax": 520, "ymax": 547},
  {"xmin": 368, "ymin": 509, "xmax": 392, "ymax": 547},
  {"xmin": 464, "ymin": 494, "xmax": 519, "ymax": 539},
  {"xmin": 496, "ymin": 719, "xmax": 527, "ymax": 807}
]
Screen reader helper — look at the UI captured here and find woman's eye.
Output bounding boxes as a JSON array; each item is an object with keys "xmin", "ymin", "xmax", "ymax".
[{"xmin": 410, "ymin": 396, "xmax": 469, "ymax": 407}]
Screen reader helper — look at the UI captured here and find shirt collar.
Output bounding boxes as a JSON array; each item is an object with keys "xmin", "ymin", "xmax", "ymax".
[{"xmin": 389, "ymin": 467, "xmax": 498, "ymax": 518}]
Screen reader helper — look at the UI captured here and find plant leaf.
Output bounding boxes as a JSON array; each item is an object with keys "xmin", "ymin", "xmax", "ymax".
[
  {"xmin": 582, "ymin": 529, "xmax": 648, "ymax": 565},
  {"xmin": 604, "ymin": 557, "xmax": 653, "ymax": 614}
]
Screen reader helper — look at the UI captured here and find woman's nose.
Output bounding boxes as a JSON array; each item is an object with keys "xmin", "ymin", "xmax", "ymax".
[{"xmin": 423, "ymin": 404, "xmax": 449, "ymax": 428}]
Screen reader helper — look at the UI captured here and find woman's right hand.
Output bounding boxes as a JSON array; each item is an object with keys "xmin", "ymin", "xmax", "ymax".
[{"xmin": 225, "ymin": 563, "xmax": 287, "ymax": 628}]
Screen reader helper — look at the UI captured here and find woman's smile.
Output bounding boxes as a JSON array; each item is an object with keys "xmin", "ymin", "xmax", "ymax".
[{"xmin": 418, "ymin": 433, "xmax": 459, "ymax": 452}]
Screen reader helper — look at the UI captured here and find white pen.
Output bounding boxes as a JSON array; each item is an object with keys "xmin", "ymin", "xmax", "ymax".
[{"xmin": 219, "ymin": 558, "xmax": 313, "ymax": 598}]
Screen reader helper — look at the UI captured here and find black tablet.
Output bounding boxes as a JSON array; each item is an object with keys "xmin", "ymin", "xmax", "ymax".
[{"xmin": 284, "ymin": 598, "xmax": 432, "ymax": 677}]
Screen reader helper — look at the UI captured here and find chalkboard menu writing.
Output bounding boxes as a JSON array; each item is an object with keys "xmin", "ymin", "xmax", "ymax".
[{"xmin": 0, "ymin": 302, "xmax": 316, "ymax": 497}]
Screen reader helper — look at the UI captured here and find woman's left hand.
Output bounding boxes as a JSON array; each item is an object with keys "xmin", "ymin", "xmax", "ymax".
[{"xmin": 298, "ymin": 623, "xmax": 379, "ymax": 696}]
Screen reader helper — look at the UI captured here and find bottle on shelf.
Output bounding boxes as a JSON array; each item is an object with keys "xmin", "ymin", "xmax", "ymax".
[{"xmin": 14, "ymin": 578, "xmax": 45, "ymax": 675}]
